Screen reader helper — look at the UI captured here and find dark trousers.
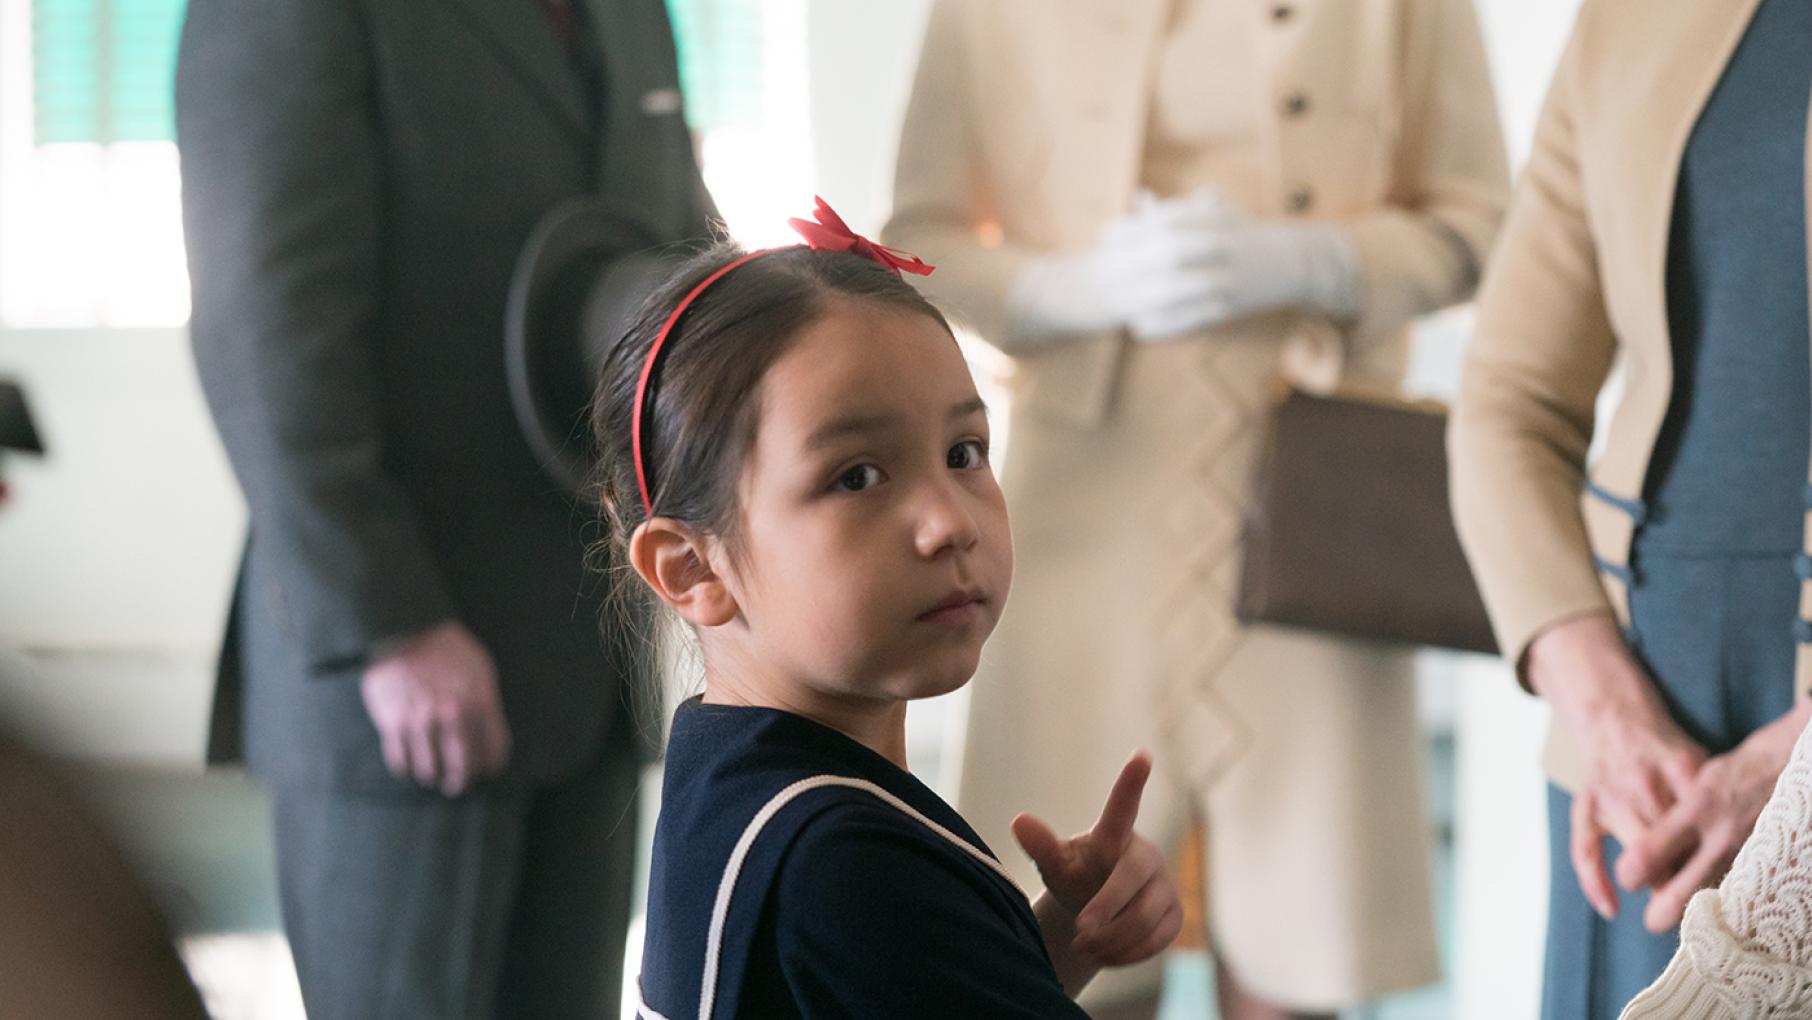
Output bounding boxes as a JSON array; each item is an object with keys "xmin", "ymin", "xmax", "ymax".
[
  {"xmin": 1541, "ymin": 552, "xmax": 1798, "ymax": 1019},
  {"xmin": 273, "ymin": 728, "xmax": 640, "ymax": 1020}
]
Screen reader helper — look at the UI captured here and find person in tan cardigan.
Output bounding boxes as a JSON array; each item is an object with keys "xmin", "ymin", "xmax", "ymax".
[
  {"xmin": 886, "ymin": 1, "xmax": 1508, "ymax": 1017},
  {"xmin": 1449, "ymin": 0, "xmax": 1812, "ymax": 1016}
]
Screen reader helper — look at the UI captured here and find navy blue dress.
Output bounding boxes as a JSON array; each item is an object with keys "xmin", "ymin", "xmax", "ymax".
[
  {"xmin": 637, "ymin": 698, "xmax": 1091, "ymax": 1020},
  {"xmin": 1542, "ymin": 0, "xmax": 1812, "ymax": 1016}
]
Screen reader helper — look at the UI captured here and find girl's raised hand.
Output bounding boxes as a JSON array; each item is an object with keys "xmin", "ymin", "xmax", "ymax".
[{"xmin": 1011, "ymin": 753, "xmax": 1183, "ymax": 966}]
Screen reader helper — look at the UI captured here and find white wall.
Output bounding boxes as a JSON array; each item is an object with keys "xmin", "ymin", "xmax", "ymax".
[
  {"xmin": 0, "ymin": 328, "xmax": 240, "ymax": 648},
  {"xmin": 0, "ymin": 327, "xmax": 241, "ymax": 763},
  {"xmin": 804, "ymin": 0, "xmax": 930, "ymax": 235}
]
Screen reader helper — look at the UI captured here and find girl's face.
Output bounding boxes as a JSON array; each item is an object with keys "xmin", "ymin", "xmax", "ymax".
[{"xmin": 711, "ymin": 300, "xmax": 1012, "ymax": 712}]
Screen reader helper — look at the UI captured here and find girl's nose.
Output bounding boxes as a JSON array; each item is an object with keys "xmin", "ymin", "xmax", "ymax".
[{"xmin": 914, "ymin": 478, "xmax": 981, "ymax": 558}]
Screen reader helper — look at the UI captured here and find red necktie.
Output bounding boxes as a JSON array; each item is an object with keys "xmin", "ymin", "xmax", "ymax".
[{"xmin": 535, "ymin": 0, "xmax": 576, "ymax": 46}]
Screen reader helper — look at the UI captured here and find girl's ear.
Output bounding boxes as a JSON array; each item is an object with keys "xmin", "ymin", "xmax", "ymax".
[{"xmin": 628, "ymin": 518, "xmax": 739, "ymax": 627}]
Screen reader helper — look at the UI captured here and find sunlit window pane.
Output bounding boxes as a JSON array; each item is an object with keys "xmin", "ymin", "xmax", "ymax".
[{"xmin": 2, "ymin": 0, "xmax": 190, "ymax": 328}]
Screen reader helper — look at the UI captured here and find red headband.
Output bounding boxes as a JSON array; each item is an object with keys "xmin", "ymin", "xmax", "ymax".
[{"xmin": 632, "ymin": 197, "xmax": 934, "ymax": 516}]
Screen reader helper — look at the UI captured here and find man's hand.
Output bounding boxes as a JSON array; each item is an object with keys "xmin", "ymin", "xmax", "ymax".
[
  {"xmin": 1013, "ymin": 753, "xmax": 1182, "ymax": 969},
  {"xmin": 360, "ymin": 621, "xmax": 512, "ymax": 797}
]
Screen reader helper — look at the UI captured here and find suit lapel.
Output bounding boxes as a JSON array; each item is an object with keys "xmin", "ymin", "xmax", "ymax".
[
  {"xmin": 441, "ymin": 0, "xmax": 591, "ymax": 140},
  {"xmin": 580, "ymin": 0, "xmax": 629, "ymax": 189}
]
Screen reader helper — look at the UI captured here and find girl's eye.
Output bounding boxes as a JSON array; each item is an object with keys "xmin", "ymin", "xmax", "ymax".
[
  {"xmin": 948, "ymin": 439, "xmax": 988, "ymax": 471},
  {"xmin": 834, "ymin": 464, "xmax": 884, "ymax": 492}
]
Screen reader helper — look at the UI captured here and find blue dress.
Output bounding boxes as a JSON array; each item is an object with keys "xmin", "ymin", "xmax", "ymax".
[
  {"xmin": 636, "ymin": 698, "xmax": 1091, "ymax": 1019},
  {"xmin": 1542, "ymin": 0, "xmax": 1812, "ymax": 1015}
]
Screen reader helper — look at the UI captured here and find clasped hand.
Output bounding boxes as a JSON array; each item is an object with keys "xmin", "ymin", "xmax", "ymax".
[
  {"xmin": 1006, "ymin": 188, "xmax": 1358, "ymax": 343},
  {"xmin": 1536, "ymin": 616, "xmax": 1793, "ymax": 933},
  {"xmin": 1595, "ymin": 716, "xmax": 1799, "ymax": 933}
]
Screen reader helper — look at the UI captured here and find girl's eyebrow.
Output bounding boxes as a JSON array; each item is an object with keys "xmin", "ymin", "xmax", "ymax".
[
  {"xmin": 806, "ymin": 412, "xmax": 897, "ymax": 450},
  {"xmin": 806, "ymin": 398, "xmax": 990, "ymax": 451},
  {"xmin": 950, "ymin": 396, "xmax": 989, "ymax": 420}
]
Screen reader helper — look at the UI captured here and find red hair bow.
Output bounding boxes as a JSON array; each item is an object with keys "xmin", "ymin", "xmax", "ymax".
[{"xmin": 788, "ymin": 196, "xmax": 935, "ymax": 277}]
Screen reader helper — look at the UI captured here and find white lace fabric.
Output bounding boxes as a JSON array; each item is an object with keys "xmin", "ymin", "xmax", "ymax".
[{"xmin": 1622, "ymin": 720, "xmax": 1812, "ymax": 1018}]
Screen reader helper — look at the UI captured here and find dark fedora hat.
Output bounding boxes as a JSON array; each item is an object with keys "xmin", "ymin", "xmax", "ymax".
[{"xmin": 505, "ymin": 199, "xmax": 694, "ymax": 494}]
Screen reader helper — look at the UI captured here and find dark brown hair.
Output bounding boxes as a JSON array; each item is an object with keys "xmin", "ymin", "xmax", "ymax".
[{"xmin": 586, "ymin": 240, "xmax": 952, "ymax": 689}]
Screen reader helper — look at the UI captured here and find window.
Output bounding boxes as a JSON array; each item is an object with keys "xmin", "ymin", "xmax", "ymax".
[
  {"xmin": 1, "ymin": 0, "xmax": 814, "ymax": 329},
  {"xmin": 32, "ymin": 0, "xmax": 184, "ymax": 145},
  {"xmin": 0, "ymin": 0, "xmax": 189, "ymax": 329},
  {"xmin": 668, "ymin": 0, "xmax": 813, "ymax": 247}
]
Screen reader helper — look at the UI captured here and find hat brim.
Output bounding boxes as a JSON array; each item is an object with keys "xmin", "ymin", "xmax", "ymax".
[{"xmin": 505, "ymin": 200, "xmax": 687, "ymax": 494}]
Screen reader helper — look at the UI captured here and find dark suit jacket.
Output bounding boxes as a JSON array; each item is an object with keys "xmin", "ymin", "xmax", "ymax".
[{"xmin": 176, "ymin": 0, "xmax": 713, "ymax": 792}]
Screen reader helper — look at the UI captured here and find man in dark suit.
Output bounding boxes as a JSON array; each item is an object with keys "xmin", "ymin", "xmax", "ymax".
[{"xmin": 174, "ymin": 1, "xmax": 713, "ymax": 1016}]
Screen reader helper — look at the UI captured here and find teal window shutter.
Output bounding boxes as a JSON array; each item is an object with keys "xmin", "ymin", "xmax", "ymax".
[
  {"xmin": 664, "ymin": 0, "xmax": 762, "ymax": 134},
  {"xmin": 32, "ymin": 0, "xmax": 188, "ymax": 145}
]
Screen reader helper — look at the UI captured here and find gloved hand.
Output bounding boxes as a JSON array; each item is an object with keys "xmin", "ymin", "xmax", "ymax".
[
  {"xmin": 1004, "ymin": 190, "xmax": 1362, "ymax": 345},
  {"xmin": 1003, "ymin": 210, "xmax": 1203, "ymax": 342},
  {"xmin": 1122, "ymin": 189, "xmax": 1363, "ymax": 342}
]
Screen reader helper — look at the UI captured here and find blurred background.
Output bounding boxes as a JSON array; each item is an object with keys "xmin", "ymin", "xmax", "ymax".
[{"xmin": 0, "ymin": 1, "xmax": 1585, "ymax": 1016}]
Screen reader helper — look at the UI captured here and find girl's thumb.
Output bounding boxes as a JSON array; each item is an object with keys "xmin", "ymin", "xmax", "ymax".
[{"xmin": 1011, "ymin": 812, "xmax": 1063, "ymax": 873}]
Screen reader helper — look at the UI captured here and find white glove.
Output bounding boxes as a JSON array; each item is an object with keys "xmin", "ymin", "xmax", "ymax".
[
  {"xmin": 1122, "ymin": 189, "xmax": 1363, "ymax": 343},
  {"xmin": 1003, "ymin": 210, "xmax": 1203, "ymax": 342}
]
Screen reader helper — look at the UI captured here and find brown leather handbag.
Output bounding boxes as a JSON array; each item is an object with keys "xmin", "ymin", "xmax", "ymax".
[{"xmin": 1234, "ymin": 386, "xmax": 1497, "ymax": 654}]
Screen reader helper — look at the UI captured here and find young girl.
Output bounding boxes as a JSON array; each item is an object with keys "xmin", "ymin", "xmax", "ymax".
[{"xmin": 592, "ymin": 199, "xmax": 1182, "ymax": 1019}]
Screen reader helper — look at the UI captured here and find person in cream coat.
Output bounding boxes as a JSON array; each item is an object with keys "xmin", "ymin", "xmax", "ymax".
[
  {"xmin": 1451, "ymin": 0, "xmax": 1812, "ymax": 1016},
  {"xmin": 885, "ymin": 1, "xmax": 1508, "ymax": 1017}
]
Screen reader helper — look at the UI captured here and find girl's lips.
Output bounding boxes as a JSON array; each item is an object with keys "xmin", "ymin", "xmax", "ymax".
[{"xmin": 917, "ymin": 591, "xmax": 987, "ymax": 623}]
